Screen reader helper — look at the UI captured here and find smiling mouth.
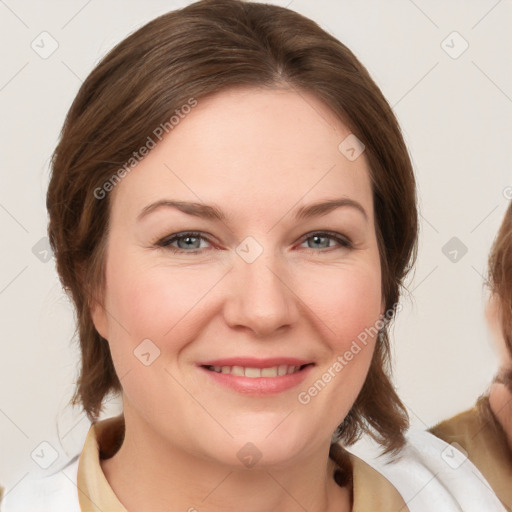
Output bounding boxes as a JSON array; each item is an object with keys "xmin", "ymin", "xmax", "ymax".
[{"xmin": 202, "ymin": 363, "xmax": 313, "ymax": 378}]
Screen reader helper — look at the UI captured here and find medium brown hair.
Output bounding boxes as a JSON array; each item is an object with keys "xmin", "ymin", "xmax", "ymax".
[
  {"xmin": 488, "ymin": 201, "xmax": 512, "ymax": 390},
  {"xmin": 47, "ymin": 0, "xmax": 417, "ymax": 455}
]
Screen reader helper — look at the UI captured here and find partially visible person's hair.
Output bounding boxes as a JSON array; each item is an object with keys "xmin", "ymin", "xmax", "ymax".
[
  {"xmin": 488, "ymin": 200, "xmax": 512, "ymax": 392},
  {"xmin": 47, "ymin": 0, "xmax": 417, "ymax": 455}
]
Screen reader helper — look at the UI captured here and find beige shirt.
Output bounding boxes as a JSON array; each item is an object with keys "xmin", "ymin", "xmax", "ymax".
[
  {"xmin": 77, "ymin": 414, "xmax": 408, "ymax": 511},
  {"xmin": 430, "ymin": 396, "xmax": 512, "ymax": 511}
]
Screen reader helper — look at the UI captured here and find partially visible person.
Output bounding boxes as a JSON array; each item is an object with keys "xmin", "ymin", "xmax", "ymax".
[{"xmin": 430, "ymin": 200, "xmax": 512, "ymax": 510}]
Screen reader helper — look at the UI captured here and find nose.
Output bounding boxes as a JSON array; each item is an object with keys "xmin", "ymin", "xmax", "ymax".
[{"xmin": 223, "ymin": 248, "xmax": 299, "ymax": 338}]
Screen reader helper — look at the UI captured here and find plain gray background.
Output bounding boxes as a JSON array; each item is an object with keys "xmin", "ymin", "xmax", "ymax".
[{"xmin": 1, "ymin": 0, "xmax": 511, "ymax": 494}]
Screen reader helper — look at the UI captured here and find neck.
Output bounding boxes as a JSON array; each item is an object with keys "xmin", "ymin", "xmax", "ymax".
[{"xmin": 100, "ymin": 411, "xmax": 351, "ymax": 512}]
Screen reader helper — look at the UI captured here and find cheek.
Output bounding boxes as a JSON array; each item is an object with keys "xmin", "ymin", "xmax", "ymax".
[
  {"xmin": 296, "ymin": 264, "xmax": 383, "ymax": 414},
  {"xmin": 101, "ymin": 258, "xmax": 220, "ymax": 412},
  {"xmin": 104, "ymin": 256, "xmax": 222, "ymax": 348},
  {"xmin": 303, "ymin": 263, "xmax": 383, "ymax": 347}
]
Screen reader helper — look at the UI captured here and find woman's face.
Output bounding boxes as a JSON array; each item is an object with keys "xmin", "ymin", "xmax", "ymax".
[
  {"xmin": 92, "ymin": 87, "xmax": 384, "ymax": 467},
  {"xmin": 485, "ymin": 293, "xmax": 512, "ymax": 369}
]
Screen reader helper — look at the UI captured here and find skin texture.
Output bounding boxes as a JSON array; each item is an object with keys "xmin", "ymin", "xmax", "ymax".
[
  {"xmin": 486, "ymin": 295, "xmax": 512, "ymax": 451},
  {"xmin": 92, "ymin": 86, "xmax": 384, "ymax": 512}
]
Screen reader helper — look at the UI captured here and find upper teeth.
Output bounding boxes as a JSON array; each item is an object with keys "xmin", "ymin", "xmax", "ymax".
[{"xmin": 207, "ymin": 365, "xmax": 303, "ymax": 377}]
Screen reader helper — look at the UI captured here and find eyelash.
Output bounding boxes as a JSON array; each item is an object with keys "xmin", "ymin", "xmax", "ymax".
[{"xmin": 155, "ymin": 231, "xmax": 352, "ymax": 254}]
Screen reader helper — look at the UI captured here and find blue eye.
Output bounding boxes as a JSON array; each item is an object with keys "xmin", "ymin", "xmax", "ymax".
[
  {"xmin": 158, "ymin": 232, "xmax": 211, "ymax": 252},
  {"xmin": 156, "ymin": 231, "xmax": 352, "ymax": 254},
  {"xmin": 299, "ymin": 232, "xmax": 352, "ymax": 251}
]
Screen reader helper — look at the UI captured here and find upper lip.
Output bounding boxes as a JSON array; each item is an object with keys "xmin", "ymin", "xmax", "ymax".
[{"xmin": 198, "ymin": 357, "xmax": 313, "ymax": 368}]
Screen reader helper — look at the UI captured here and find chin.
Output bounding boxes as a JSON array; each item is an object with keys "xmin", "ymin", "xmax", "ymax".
[{"xmin": 200, "ymin": 424, "xmax": 323, "ymax": 471}]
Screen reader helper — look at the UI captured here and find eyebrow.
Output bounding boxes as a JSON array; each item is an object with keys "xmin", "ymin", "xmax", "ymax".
[{"xmin": 137, "ymin": 198, "xmax": 368, "ymax": 223}]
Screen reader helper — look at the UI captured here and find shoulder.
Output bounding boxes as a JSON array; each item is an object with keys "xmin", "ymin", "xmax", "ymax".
[
  {"xmin": 429, "ymin": 403, "xmax": 481, "ymax": 442},
  {"xmin": 429, "ymin": 398, "xmax": 512, "ymax": 509},
  {"xmin": 349, "ymin": 429, "xmax": 507, "ymax": 512},
  {"xmin": 429, "ymin": 396, "xmax": 509, "ymax": 458},
  {"xmin": 0, "ymin": 455, "xmax": 80, "ymax": 512}
]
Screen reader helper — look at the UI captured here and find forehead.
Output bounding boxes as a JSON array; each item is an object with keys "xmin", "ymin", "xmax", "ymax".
[{"xmin": 110, "ymin": 87, "xmax": 374, "ymax": 225}]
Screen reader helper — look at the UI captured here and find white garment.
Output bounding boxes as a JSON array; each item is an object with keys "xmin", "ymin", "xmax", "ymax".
[
  {"xmin": 1, "ymin": 456, "xmax": 80, "ymax": 512},
  {"xmin": 348, "ymin": 429, "xmax": 507, "ymax": 512},
  {"xmin": 1, "ymin": 430, "xmax": 507, "ymax": 511}
]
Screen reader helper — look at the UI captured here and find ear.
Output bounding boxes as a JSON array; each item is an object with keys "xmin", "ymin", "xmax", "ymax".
[
  {"xmin": 90, "ymin": 298, "xmax": 109, "ymax": 340},
  {"xmin": 380, "ymin": 297, "xmax": 386, "ymax": 318},
  {"xmin": 485, "ymin": 292, "xmax": 501, "ymax": 327},
  {"xmin": 79, "ymin": 262, "xmax": 109, "ymax": 340}
]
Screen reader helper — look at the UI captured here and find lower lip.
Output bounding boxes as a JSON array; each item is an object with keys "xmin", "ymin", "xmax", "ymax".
[{"xmin": 199, "ymin": 365, "xmax": 314, "ymax": 395}]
